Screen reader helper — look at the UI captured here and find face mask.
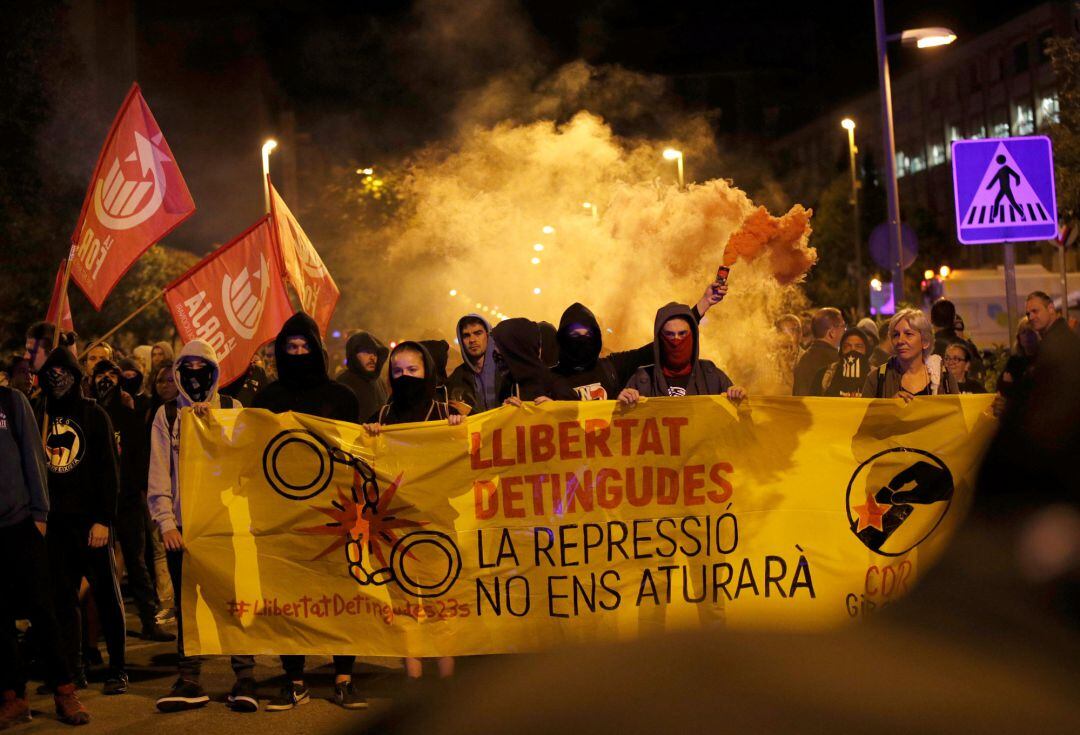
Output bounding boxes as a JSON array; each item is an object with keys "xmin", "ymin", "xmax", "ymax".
[
  {"xmin": 661, "ymin": 333, "xmax": 694, "ymax": 372},
  {"xmin": 390, "ymin": 374, "xmax": 428, "ymax": 405},
  {"xmin": 44, "ymin": 368, "xmax": 75, "ymax": 399},
  {"xmin": 177, "ymin": 362, "xmax": 214, "ymax": 403},
  {"xmin": 563, "ymin": 332, "xmax": 599, "ymax": 369},
  {"xmin": 94, "ymin": 375, "xmax": 118, "ymax": 401},
  {"xmin": 120, "ymin": 373, "xmax": 143, "ymax": 395}
]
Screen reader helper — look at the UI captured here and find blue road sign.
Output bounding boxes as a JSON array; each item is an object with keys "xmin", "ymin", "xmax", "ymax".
[{"xmin": 951, "ymin": 136, "xmax": 1057, "ymax": 244}]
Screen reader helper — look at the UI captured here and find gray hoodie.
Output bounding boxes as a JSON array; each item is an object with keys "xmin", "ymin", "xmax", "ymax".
[{"xmin": 147, "ymin": 340, "xmax": 239, "ymax": 533}]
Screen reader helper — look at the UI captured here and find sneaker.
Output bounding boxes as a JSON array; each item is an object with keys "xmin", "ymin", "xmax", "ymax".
[
  {"xmin": 155, "ymin": 678, "xmax": 209, "ymax": 713},
  {"xmin": 265, "ymin": 681, "xmax": 310, "ymax": 711},
  {"xmin": 53, "ymin": 683, "xmax": 90, "ymax": 726},
  {"xmin": 103, "ymin": 671, "xmax": 128, "ymax": 696},
  {"xmin": 332, "ymin": 680, "xmax": 368, "ymax": 710},
  {"xmin": 0, "ymin": 690, "xmax": 31, "ymax": 728},
  {"xmin": 73, "ymin": 670, "xmax": 88, "ymax": 690},
  {"xmin": 155, "ymin": 608, "xmax": 177, "ymax": 625},
  {"xmin": 141, "ymin": 622, "xmax": 177, "ymax": 642},
  {"xmin": 227, "ymin": 678, "xmax": 259, "ymax": 713}
]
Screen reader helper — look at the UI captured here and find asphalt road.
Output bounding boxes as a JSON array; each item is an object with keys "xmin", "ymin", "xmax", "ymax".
[{"xmin": 17, "ymin": 611, "xmax": 410, "ymax": 734}]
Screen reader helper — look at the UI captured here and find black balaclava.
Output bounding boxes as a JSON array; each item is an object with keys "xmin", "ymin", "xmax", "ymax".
[
  {"xmin": 274, "ymin": 312, "xmax": 328, "ymax": 388},
  {"xmin": 177, "ymin": 359, "xmax": 214, "ymax": 403},
  {"xmin": 40, "ymin": 348, "xmax": 82, "ymax": 408},
  {"xmin": 92, "ymin": 358, "xmax": 121, "ymax": 404},
  {"xmin": 491, "ymin": 318, "xmax": 554, "ymax": 400},
  {"xmin": 118, "ymin": 357, "xmax": 144, "ymax": 396},
  {"xmin": 386, "ymin": 341, "xmax": 438, "ymax": 423},
  {"xmin": 556, "ymin": 303, "xmax": 603, "ymax": 373}
]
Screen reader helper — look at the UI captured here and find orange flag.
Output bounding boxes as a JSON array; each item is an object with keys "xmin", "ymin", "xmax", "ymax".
[
  {"xmin": 269, "ymin": 182, "xmax": 339, "ymax": 335},
  {"xmin": 164, "ymin": 217, "xmax": 293, "ymax": 387},
  {"xmin": 46, "ymin": 260, "xmax": 75, "ymax": 332},
  {"xmin": 71, "ymin": 83, "xmax": 195, "ymax": 309}
]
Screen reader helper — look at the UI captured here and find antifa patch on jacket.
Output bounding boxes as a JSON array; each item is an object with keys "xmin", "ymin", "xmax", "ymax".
[{"xmin": 46, "ymin": 417, "xmax": 86, "ymax": 474}]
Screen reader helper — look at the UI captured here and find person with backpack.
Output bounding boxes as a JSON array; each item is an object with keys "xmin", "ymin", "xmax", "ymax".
[
  {"xmin": 0, "ymin": 382, "xmax": 89, "ymax": 726},
  {"xmin": 861, "ymin": 309, "xmax": 958, "ymax": 399},
  {"xmin": 147, "ymin": 340, "xmax": 258, "ymax": 714}
]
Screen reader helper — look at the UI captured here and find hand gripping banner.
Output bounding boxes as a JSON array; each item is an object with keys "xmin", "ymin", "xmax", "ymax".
[{"xmin": 179, "ymin": 395, "xmax": 995, "ymax": 657}]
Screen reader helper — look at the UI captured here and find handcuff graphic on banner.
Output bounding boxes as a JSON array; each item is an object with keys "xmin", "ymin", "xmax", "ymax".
[{"xmin": 262, "ymin": 429, "xmax": 461, "ymax": 598}]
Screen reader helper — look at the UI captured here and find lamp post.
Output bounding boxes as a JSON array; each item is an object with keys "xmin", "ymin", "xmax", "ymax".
[
  {"xmin": 663, "ymin": 148, "xmax": 685, "ymax": 190},
  {"xmin": 873, "ymin": 0, "xmax": 956, "ymax": 305},
  {"xmin": 261, "ymin": 138, "xmax": 278, "ymax": 213},
  {"xmin": 842, "ymin": 118, "xmax": 866, "ymax": 316}
]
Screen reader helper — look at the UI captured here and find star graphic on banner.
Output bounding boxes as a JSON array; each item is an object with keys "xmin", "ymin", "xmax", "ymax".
[
  {"xmin": 295, "ymin": 470, "xmax": 425, "ymax": 567},
  {"xmin": 853, "ymin": 490, "xmax": 890, "ymax": 532}
]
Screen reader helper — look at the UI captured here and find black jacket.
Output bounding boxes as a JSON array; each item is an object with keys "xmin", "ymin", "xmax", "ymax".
[
  {"xmin": 95, "ymin": 380, "xmax": 148, "ymax": 504},
  {"xmin": 221, "ymin": 363, "xmax": 269, "ymax": 408},
  {"xmin": 446, "ymin": 314, "xmax": 505, "ymax": 414},
  {"xmin": 793, "ymin": 340, "xmax": 839, "ymax": 396},
  {"xmin": 491, "ymin": 318, "xmax": 558, "ymax": 401},
  {"xmin": 933, "ymin": 326, "xmax": 984, "ymax": 378},
  {"xmin": 40, "ymin": 348, "xmax": 119, "ymax": 525},
  {"xmin": 253, "ymin": 312, "xmax": 361, "ymax": 422},
  {"xmin": 626, "ymin": 303, "xmax": 733, "ymax": 397},
  {"xmin": 376, "ymin": 341, "xmax": 454, "ymax": 425},
  {"xmin": 337, "ymin": 331, "xmax": 389, "ymax": 420}
]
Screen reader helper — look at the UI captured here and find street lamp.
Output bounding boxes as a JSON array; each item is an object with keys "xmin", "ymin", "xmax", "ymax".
[
  {"xmin": 261, "ymin": 138, "xmax": 278, "ymax": 213},
  {"xmin": 841, "ymin": 118, "xmax": 865, "ymax": 316},
  {"xmin": 873, "ymin": 0, "xmax": 956, "ymax": 305},
  {"xmin": 663, "ymin": 148, "xmax": 685, "ymax": 190}
]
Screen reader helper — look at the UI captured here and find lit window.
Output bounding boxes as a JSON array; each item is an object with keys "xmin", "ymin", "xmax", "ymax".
[
  {"xmin": 1014, "ymin": 103, "xmax": 1035, "ymax": 135},
  {"xmin": 1040, "ymin": 93, "xmax": 1060, "ymax": 125},
  {"xmin": 968, "ymin": 122, "xmax": 986, "ymax": 139},
  {"xmin": 929, "ymin": 144, "xmax": 946, "ymax": 167},
  {"xmin": 896, "ymin": 152, "xmax": 908, "ymax": 178},
  {"xmin": 992, "ymin": 121, "xmax": 1011, "ymax": 137},
  {"xmin": 909, "ymin": 153, "xmax": 927, "ymax": 174}
]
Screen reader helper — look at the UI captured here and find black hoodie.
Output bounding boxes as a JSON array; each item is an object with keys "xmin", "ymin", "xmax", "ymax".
[
  {"xmin": 552, "ymin": 302, "xmax": 656, "ymax": 400},
  {"xmin": 253, "ymin": 312, "xmax": 361, "ymax": 421},
  {"xmin": 626, "ymin": 303, "xmax": 732, "ymax": 397},
  {"xmin": 40, "ymin": 348, "xmax": 120, "ymax": 525},
  {"xmin": 92, "ymin": 358, "xmax": 148, "ymax": 502},
  {"xmin": 419, "ymin": 339, "xmax": 451, "ymax": 403},
  {"xmin": 376, "ymin": 341, "xmax": 454, "ymax": 425},
  {"xmin": 491, "ymin": 318, "xmax": 558, "ymax": 401},
  {"xmin": 337, "ymin": 331, "xmax": 389, "ymax": 419}
]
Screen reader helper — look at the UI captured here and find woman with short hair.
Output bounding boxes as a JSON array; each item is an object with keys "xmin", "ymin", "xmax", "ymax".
[
  {"xmin": 944, "ymin": 343, "xmax": 986, "ymax": 394},
  {"xmin": 861, "ymin": 308, "xmax": 958, "ymax": 400}
]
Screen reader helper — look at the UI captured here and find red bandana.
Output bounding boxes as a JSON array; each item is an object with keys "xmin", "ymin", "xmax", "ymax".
[{"xmin": 661, "ymin": 333, "xmax": 693, "ymax": 377}]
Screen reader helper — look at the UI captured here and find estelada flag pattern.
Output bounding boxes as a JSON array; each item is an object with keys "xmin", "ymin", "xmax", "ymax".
[
  {"xmin": 178, "ymin": 395, "xmax": 996, "ymax": 658},
  {"xmin": 71, "ymin": 83, "xmax": 195, "ymax": 309},
  {"xmin": 269, "ymin": 183, "xmax": 339, "ymax": 336},
  {"xmin": 164, "ymin": 216, "xmax": 292, "ymax": 387},
  {"xmin": 46, "ymin": 260, "xmax": 74, "ymax": 333}
]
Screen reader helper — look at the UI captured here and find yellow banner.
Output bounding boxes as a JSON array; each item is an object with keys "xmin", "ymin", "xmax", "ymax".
[{"xmin": 180, "ymin": 395, "xmax": 995, "ymax": 656}]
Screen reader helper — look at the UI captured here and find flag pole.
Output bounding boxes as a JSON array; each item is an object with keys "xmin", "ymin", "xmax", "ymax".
[
  {"xmin": 42, "ymin": 244, "xmax": 78, "ymax": 443},
  {"xmin": 84, "ymin": 291, "xmax": 163, "ymax": 353}
]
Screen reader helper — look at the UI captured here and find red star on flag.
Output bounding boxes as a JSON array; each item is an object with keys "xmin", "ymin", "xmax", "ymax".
[{"xmin": 853, "ymin": 491, "xmax": 890, "ymax": 532}]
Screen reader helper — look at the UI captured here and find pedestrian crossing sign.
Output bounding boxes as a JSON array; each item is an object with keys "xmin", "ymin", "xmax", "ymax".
[{"xmin": 951, "ymin": 136, "xmax": 1057, "ymax": 244}]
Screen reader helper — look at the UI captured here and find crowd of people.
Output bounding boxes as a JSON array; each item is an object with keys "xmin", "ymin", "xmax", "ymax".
[{"xmin": 1, "ymin": 277, "xmax": 1076, "ymax": 727}]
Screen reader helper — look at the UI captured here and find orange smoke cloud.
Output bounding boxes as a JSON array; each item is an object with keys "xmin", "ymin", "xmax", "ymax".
[{"xmin": 722, "ymin": 204, "xmax": 815, "ymax": 284}]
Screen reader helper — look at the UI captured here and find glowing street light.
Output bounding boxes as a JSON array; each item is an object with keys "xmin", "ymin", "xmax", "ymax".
[
  {"xmin": 924, "ymin": 269, "xmax": 935, "ymax": 281},
  {"xmin": 531, "ymin": 257, "xmax": 541, "ymax": 265},
  {"xmin": 261, "ymin": 138, "xmax": 278, "ymax": 213},
  {"xmin": 533, "ymin": 287, "xmax": 541, "ymax": 295},
  {"xmin": 449, "ymin": 289, "xmax": 457, "ymax": 297},
  {"xmin": 663, "ymin": 148, "xmax": 685, "ymax": 189},
  {"xmin": 542, "ymin": 225, "xmax": 555, "ymax": 235},
  {"xmin": 534, "ymin": 243, "xmax": 544, "ymax": 252},
  {"xmin": 841, "ymin": 118, "xmax": 865, "ymax": 316},
  {"xmin": 870, "ymin": 277, "xmax": 883, "ymax": 291},
  {"xmin": 939, "ymin": 265, "xmax": 951, "ymax": 279},
  {"xmin": 874, "ymin": 0, "xmax": 958, "ymax": 304}
]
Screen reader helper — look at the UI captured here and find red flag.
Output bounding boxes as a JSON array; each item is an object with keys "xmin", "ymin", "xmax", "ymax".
[
  {"xmin": 71, "ymin": 83, "xmax": 195, "ymax": 309},
  {"xmin": 269, "ymin": 183, "xmax": 339, "ymax": 335},
  {"xmin": 164, "ymin": 217, "xmax": 293, "ymax": 387},
  {"xmin": 46, "ymin": 260, "xmax": 75, "ymax": 333}
]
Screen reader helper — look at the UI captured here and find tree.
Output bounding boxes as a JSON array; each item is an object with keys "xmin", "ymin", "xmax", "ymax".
[{"xmin": 1047, "ymin": 28, "xmax": 1080, "ymax": 224}]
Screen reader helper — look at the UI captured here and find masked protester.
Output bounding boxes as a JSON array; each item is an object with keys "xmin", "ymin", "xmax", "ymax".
[
  {"xmin": 363, "ymin": 341, "xmax": 463, "ymax": 680},
  {"xmin": 490, "ymin": 318, "xmax": 559, "ymax": 404},
  {"xmin": 0, "ymin": 379, "xmax": 90, "ymax": 726},
  {"xmin": 619, "ymin": 303, "xmax": 746, "ymax": 404},
  {"xmin": 337, "ymin": 331, "xmax": 389, "ymax": 420},
  {"xmin": 447, "ymin": 315, "xmax": 504, "ymax": 414},
  {"xmin": 37, "ymin": 348, "xmax": 128, "ymax": 697},
  {"xmin": 147, "ymin": 341, "xmax": 256, "ymax": 714},
  {"xmin": 251, "ymin": 313, "xmax": 365, "ymax": 712},
  {"xmin": 552, "ymin": 285, "xmax": 723, "ymax": 401},
  {"xmin": 818, "ymin": 328, "xmax": 871, "ymax": 398},
  {"xmin": 91, "ymin": 360, "xmax": 173, "ymax": 643}
]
